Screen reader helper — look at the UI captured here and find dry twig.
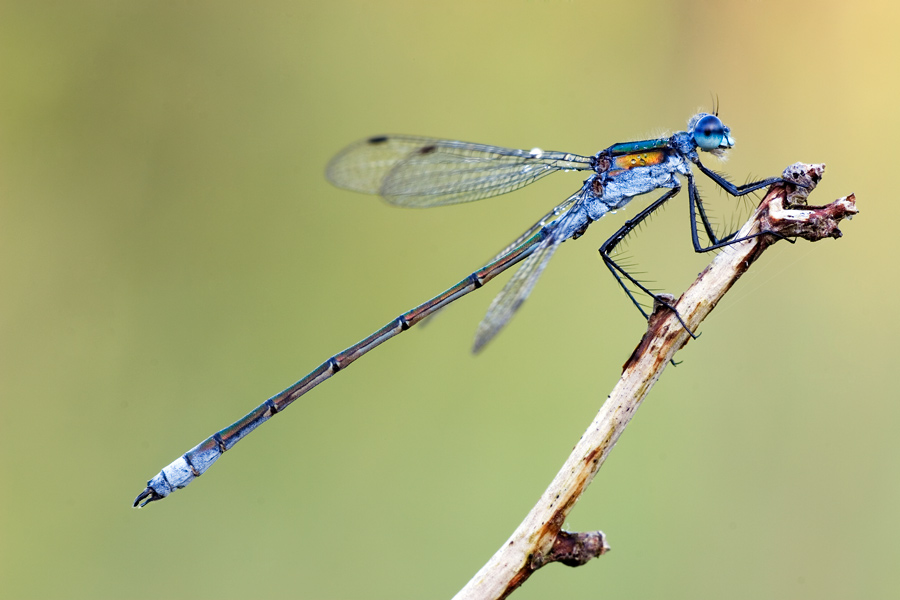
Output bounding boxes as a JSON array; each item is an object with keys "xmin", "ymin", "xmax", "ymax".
[{"xmin": 454, "ymin": 163, "xmax": 856, "ymax": 600}]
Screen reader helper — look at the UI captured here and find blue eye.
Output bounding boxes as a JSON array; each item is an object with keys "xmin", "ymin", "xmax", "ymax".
[{"xmin": 693, "ymin": 114, "xmax": 728, "ymax": 151}]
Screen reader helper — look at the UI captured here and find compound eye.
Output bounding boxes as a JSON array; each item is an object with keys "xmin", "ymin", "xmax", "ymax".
[{"xmin": 693, "ymin": 114, "xmax": 725, "ymax": 151}]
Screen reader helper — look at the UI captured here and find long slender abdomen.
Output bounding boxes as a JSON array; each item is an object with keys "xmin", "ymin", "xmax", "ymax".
[{"xmin": 133, "ymin": 228, "xmax": 549, "ymax": 507}]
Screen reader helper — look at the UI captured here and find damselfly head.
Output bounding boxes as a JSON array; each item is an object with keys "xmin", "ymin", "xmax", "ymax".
[{"xmin": 689, "ymin": 113, "xmax": 734, "ymax": 156}]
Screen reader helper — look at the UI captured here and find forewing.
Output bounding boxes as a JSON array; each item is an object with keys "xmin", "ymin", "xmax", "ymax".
[
  {"xmin": 326, "ymin": 135, "xmax": 592, "ymax": 207},
  {"xmin": 472, "ymin": 232, "xmax": 564, "ymax": 353}
]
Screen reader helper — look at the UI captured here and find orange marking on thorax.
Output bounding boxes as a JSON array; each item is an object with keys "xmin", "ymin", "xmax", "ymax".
[{"xmin": 612, "ymin": 150, "xmax": 667, "ymax": 171}]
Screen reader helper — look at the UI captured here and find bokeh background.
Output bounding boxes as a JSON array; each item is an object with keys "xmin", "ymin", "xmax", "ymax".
[{"xmin": 0, "ymin": 1, "xmax": 894, "ymax": 598}]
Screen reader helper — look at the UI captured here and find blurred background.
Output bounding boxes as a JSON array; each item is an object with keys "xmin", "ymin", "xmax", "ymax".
[{"xmin": 0, "ymin": 1, "xmax": 893, "ymax": 598}]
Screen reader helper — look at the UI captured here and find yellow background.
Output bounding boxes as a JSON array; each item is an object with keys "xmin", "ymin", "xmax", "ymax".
[{"xmin": 0, "ymin": 1, "xmax": 892, "ymax": 598}]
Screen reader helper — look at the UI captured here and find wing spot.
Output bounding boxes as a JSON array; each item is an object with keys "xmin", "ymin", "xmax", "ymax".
[
  {"xmin": 367, "ymin": 136, "xmax": 389, "ymax": 144},
  {"xmin": 418, "ymin": 145, "xmax": 437, "ymax": 154}
]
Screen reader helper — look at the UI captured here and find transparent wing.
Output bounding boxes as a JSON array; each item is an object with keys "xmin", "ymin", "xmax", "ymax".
[
  {"xmin": 418, "ymin": 190, "xmax": 582, "ymax": 329},
  {"xmin": 472, "ymin": 231, "xmax": 564, "ymax": 353},
  {"xmin": 326, "ymin": 135, "xmax": 593, "ymax": 207},
  {"xmin": 487, "ymin": 191, "xmax": 580, "ymax": 263}
]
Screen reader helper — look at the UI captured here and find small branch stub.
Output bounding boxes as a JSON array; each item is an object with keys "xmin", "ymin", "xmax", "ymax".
[
  {"xmin": 454, "ymin": 163, "xmax": 856, "ymax": 600},
  {"xmin": 531, "ymin": 530, "xmax": 610, "ymax": 569}
]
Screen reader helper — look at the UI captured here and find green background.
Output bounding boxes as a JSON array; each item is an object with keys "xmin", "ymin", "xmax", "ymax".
[{"xmin": 0, "ymin": 1, "xmax": 893, "ymax": 598}]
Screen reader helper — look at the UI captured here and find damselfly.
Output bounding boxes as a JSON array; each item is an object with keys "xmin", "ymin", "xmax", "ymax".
[{"xmin": 134, "ymin": 112, "xmax": 787, "ymax": 507}]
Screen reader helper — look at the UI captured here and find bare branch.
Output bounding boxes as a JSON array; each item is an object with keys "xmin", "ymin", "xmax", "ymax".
[{"xmin": 454, "ymin": 163, "xmax": 856, "ymax": 600}]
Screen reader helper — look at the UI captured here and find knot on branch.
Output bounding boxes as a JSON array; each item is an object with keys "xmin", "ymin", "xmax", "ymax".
[{"xmin": 531, "ymin": 530, "xmax": 610, "ymax": 570}]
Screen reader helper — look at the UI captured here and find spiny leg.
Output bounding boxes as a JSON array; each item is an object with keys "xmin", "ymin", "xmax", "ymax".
[
  {"xmin": 599, "ymin": 186, "xmax": 678, "ymax": 318},
  {"xmin": 689, "ymin": 171, "xmax": 729, "ymax": 249},
  {"xmin": 692, "ymin": 163, "xmax": 785, "ymax": 245},
  {"xmin": 693, "ymin": 158, "xmax": 784, "ymax": 196},
  {"xmin": 598, "ymin": 185, "xmax": 698, "ymax": 339},
  {"xmin": 687, "ymin": 173, "xmax": 795, "ymax": 253},
  {"xmin": 691, "ymin": 177, "xmax": 730, "ymax": 246}
]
